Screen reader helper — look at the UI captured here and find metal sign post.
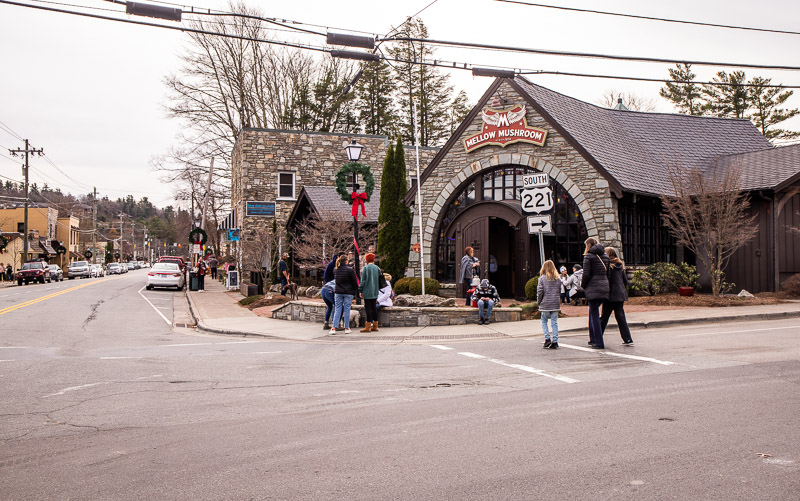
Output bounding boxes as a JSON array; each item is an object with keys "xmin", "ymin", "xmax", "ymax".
[{"xmin": 521, "ymin": 173, "xmax": 553, "ymax": 269}]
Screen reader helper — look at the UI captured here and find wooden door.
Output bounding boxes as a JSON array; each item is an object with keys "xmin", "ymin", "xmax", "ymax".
[
  {"xmin": 515, "ymin": 222, "xmax": 531, "ymax": 299},
  {"xmin": 460, "ymin": 217, "xmax": 489, "ymax": 283}
]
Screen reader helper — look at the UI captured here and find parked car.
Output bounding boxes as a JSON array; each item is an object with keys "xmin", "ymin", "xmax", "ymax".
[
  {"xmin": 91, "ymin": 264, "xmax": 105, "ymax": 277},
  {"xmin": 48, "ymin": 264, "xmax": 64, "ymax": 282},
  {"xmin": 106, "ymin": 262, "xmax": 121, "ymax": 275},
  {"xmin": 127, "ymin": 261, "xmax": 139, "ymax": 270},
  {"xmin": 158, "ymin": 256, "xmax": 187, "ymax": 273},
  {"xmin": 120, "ymin": 263, "xmax": 129, "ymax": 273},
  {"xmin": 17, "ymin": 260, "xmax": 51, "ymax": 285},
  {"xmin": 67, "ymin": 260, "xmax": 92, "ymax": 279},
  {"xmin": 146, "ymin": 262, "xmax": 185, "ymax": 290}
]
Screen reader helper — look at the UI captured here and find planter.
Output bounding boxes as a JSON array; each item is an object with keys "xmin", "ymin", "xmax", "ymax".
[{"xmin": 679, "ymin": 286, "xmax": 695, "ymax": 297}]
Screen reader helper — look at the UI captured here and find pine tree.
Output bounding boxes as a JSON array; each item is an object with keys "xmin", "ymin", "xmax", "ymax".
[
  {"xmin": 702, "ymin": 70, "xmax": 749, "ymax": 118},
  {"xmin": 377, "ymin": 137, "xmax": 412, "ymax": 282},
  {"xmin": 354, "ymin": 60, "xmax": 398, "ymax": 136},
  {"xmin": 747, "ymin": 77, "xmax": 800, "ymax": 140},
  {"xmin": 659, "ymin": 63, "xmax": 704, "ymax": 115},
  {"xmin": 388, "ymin": 18, "xmax": 454, "ymax": 147},
  {"xmin": 447, "ymin": 90, "xmax": 472, "ymax": 134}
]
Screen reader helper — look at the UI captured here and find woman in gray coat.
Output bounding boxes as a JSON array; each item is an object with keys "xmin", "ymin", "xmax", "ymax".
[
  {"xmin": 537, "ymin": 260, "xmax": 562, "ymax": 349},
  {"xmin": 459, "ymin": 246, "xmax": 479, "ymax": 306}
]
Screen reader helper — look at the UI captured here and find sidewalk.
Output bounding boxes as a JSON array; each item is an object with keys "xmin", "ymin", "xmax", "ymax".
[{"xmin": 187, "ymin": 278, "xmax": 800, "ymax": 343}]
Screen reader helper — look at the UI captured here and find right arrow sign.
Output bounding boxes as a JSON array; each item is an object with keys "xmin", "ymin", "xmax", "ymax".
[{"xmin": 527, "ymin": 215, "xmax": 552, "ymax": 234}]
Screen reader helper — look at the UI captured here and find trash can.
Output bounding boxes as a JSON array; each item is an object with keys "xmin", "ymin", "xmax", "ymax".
[{"xmin": 189, "ymin": 271, "xmax": 199, "ymax": 291}]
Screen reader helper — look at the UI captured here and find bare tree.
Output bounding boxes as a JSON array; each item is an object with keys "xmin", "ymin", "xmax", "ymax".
[
  {"xmin": 290, "ymin": 213, "xmax": 378, "ymax": 271},
  {"xmin": 660, "ymin": 162, "xmax": 758, "ymax": 296},
  {"xmin": 241, "ymin": 224, "xmax": 280, "ymax": 290},
  {"xmin": 598, "ymin": 89, "xmax": 657, "ymax": 112}
]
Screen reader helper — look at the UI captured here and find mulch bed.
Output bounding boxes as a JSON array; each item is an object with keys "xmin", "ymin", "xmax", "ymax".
[{"xmin": 628, "ymin": 294, "xmax": 788, "ymax": 307}]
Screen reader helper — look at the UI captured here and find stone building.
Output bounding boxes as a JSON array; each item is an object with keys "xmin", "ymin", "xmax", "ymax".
[{"xmin": 229, "ymin": 76, "xmax": 800, "ymax": 296}]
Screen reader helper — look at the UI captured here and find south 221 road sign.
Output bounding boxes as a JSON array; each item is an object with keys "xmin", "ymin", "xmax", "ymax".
[{"xmin": 520, "ymin": 186, "xmax": 554, "ymax": 214}]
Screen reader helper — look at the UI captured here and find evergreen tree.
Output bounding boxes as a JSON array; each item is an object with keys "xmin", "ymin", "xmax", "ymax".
[
  {"xmin": 747, "ymin": 77, "xmax": 800, "ymax": 140},
  {"xmin": 377, "ymin": 137, "xmax": 412, "ymax": 282},
  {"xmin": 354, "ymin": 60, "xmax": 398, "ymax": 136},
  {"xmin": 659, "ymin": 63, "xmax": 704, "ymax": 116},
  {"xmin": 388, "ymin": 18, "xmax": 454, "ymax": 147},
  {"xmin": 447, "ymin": 90, "xmax": 472, "ymax": 134},
  {"xmin": 702, "ymin": 70, "xmax": 749, "ymax": 118},
  {"xmin": 283, "ymin": 60, "xmax": 358, "ymax": 132}
]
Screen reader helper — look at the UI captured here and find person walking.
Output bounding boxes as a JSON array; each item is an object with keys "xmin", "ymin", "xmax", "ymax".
[
  {"xmin": 196, "ymin": 258, "xmax": 207, "ymax": 292},
  {"xmin": 538, "ymin": 260, "xmax": 562, "ymax": 349},
  {"xmin": 330, "ymin": 254, "xmax": 357, "ymax": 335},
  {"xmin": 278, "ymin": 253, "xmax": 290, "ymax": 296},
  {"xmin": 358, "ymin": 253, "xmax": 381, "ymax": 332},
  {"xmin": 321, "ymin": 278, "xmax": 336, "ymax": 330},
  {"xmin": 208, "ymin": 256, "xmax": 219, "ymax": 280},
  {"xmin": 0, "ymin": 262, "xmax": 4, "ymax": 282},
  {"xmin": 5, "ymin": 263, "xmax": 12, "ymax": 282},
  {"xmin": 600, "ymin": 247, "xmax": 634, "ymax": 346},
  {"xmin": 459, "ymin": 246, "xmax": 480, "ymax": 306},
  {"xmin": 472, "ymin": 278, "xmax": 500, "ymax": 325},
  {"xmin": 581, "ymin": 237, "xmax": 610, "ymax": 349}
]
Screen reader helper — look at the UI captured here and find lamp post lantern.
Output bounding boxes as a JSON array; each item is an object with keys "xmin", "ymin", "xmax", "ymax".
[{"xmin": 345, "ymin": 140, "xmax": 364, "ymax": 304}]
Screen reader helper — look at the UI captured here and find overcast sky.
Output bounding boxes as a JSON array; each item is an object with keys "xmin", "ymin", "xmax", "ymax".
[{"xmin": 2, "ymin": 0, "xmax": 799, "ymax": 210}]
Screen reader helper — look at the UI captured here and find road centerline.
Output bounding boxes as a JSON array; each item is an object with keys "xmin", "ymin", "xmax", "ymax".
[
  {"xmin": 431, "ymin": 346, "xmax": 579, "ymax": 383},
  {"xmin": 557, "ymin": 342, "xmax": 676, "ymax": 366}
]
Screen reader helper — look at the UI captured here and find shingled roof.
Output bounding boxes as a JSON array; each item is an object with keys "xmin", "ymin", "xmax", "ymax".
[
  {"xmin": 294, "ymin": 185, "xmax": 381, "ymax": 224},
  {"xmin": 715, "ymin": 143, "xmax": 800, "ymax": 191},
  {"xmin": 511, "ymin": 77, "xmax": 774, "ymax": 196}
]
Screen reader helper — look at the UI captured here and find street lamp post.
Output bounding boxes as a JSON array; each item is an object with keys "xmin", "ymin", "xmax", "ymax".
[{"xmin": 345, "ymin": 140, "xmax": 364, "ymax": 305}]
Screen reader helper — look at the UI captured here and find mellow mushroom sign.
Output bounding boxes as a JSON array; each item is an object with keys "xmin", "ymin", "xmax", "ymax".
[{"xmin": 463, "ymin": 105, "xmax": 548, "ymax": 153}]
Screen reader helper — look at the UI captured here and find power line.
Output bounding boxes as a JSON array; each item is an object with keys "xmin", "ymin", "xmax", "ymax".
[
  {"xmin": 495, "ymin": 0, "xmax": 800, "ymax": 37},
  {"xmin": 0, "ymin": 121, "xmax": 23, "ymax": 141},
  {"xmin": 381, "ymin": 36, "xmax": 800, "ymax": 72},
  {"xmin": 518, "ymin": 69, "xmax": 800, "ymax": 89}
]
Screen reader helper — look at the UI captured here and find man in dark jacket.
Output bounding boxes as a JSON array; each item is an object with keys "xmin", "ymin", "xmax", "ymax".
[
  {"xmin": 581, "ymin": 239, "xmax": 610, "ymax": 348},
  {"xmin": 323, "ymin": 254, "xmax": 338, "ymax": 283},
  {"xmin": 471, "ymin": 278, "xmax": 500, "ymax": 325}
]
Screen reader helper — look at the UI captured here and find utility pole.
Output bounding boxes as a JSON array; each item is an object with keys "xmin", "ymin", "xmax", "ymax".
[
  {"xmin": 200, "ymin": 158, "xmax": 214, "ymax": 232},
  {"xmin": 92, "ymin": 187, "xmax": 97, "ymax": 265},
  {"xmin": 8, "ymin": 140, "xmax": 44, "ymax": 261}
]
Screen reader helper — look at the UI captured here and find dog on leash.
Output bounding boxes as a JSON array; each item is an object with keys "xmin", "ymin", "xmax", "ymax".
[{"xmin": 283, "ymin": 282, "xmax": 298, "ymax": 300}]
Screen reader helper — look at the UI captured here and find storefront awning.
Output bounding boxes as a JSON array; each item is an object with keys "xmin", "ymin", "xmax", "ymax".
[
  {"xmin": 218, "ymin": 209, "xmax": 237, "ymax": 230},
  {"xmin": 39, "ymin": 240, "xmax": 56, "ymax": 255}
]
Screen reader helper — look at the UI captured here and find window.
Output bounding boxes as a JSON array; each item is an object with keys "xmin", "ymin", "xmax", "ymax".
[
  {"xmin": 618, "ymin": 195, "xmax": 676, "ymax": 266},
  {"xmin": 278, "ymin": 172, "xmax": 295, "ymax": 199}
]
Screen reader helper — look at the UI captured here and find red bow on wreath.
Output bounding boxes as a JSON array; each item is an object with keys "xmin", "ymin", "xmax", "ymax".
[{"xmin": 351, "ymin": 192, "xmax": 367, "ymax": 220}]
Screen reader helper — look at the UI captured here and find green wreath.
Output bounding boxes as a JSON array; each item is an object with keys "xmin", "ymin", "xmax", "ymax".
[
  {"xmin": 188, "ymin": 227, "xmax": 208, "ymax": 245},
  {"xmin": 84, "ymin": 250, "xmax": 93, "ymax": 259},
  {"xmin": 0, "ymin": 235, "xmax": 7, "ymax": 252},
  {"xmin": 335, "ymin": 162, "xmax": 375, "ymax": 203},
  {"xmin": 56, "ymin": 245, "xmax": 67, "ymax": 255}
]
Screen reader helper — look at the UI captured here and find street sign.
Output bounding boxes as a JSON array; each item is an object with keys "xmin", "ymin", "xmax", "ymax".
[
  {"xmin": 522, "ymin": 172, "xmax": 549, "ymax": 188},
  {"xmin": 520, "ymin": 186, "xmax": 554, "ymax": 214},
  {"xmin": 192, "ymin": 244, "xmax": 202, "ymax": 255},
  {"xmin": 527, "ymin": 215, "xmax": 552, "ymax": 234}
]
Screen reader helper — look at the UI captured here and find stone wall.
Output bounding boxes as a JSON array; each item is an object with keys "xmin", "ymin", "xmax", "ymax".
[
  {"xmin": 407, "ymin": 81, "xmax": 622, "ymax": 278},
  {"xmin": 271, "ymin": 300, "xmax": 521, "ymax": 327}
]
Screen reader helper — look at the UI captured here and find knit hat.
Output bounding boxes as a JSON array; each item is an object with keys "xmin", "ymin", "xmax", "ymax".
[
  {"xmin": 365, "ymin": 253, "xmax": 375, "ymax": 263},
  {"xmin": 480, "ymin": 279, "xmax": 489, "ymax": 288},
  {"xmin": 560, "ymin": 266, "xmax": 567, "ymax": 273}
]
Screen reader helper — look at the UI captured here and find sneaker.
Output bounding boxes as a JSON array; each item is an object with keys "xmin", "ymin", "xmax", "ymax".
[
  {"xmin": 588, "ymin": 341, "xmax": 595, "ymax": 346},
  {"xmin": 543, "ymin": 339, "xmax": 551, "ymax": 348},
  {"xmin": 622, "ymin": 340, "xmax": 634, "ymax": 346},
  {"xmin": 478, "ymin": 318, "xmax": 484, "ymax": 325},
  {"xmin": 329, "ymin": 328, "xmax": 336, "ymax": 335},
  {"xmin": 549, "ymin": 342, "xmax": 559, "ymax": 349},
  {"xmin": 484, "ymin": 319, "xmax": 491, "ymax": 325},
  {"xmin": 344, "ymin": 328, "xmax": 352, "ymax": 334}
]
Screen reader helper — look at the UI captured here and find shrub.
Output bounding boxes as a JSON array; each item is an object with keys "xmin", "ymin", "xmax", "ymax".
[
  {"xmin": 394, "ymin": 277, "xmax": 414, "ymax": 294},
  {"xmin": 630, "ymin": 270, "xmax": 655, "ymax": 296},
  {"xmin": 409, "ymin": 278, "xmax": 440, "ymax": 296},
  {"xmin": 524, "ymin": 275, "xmax": 540, "ymax": 301},
  {"xmin": 781, "ymin": 273, "xmax": 800, "ymax": 297},
  {"xmin": 630, "ymin": 262, "xmax": 699, "ymax": 296},
  {"xmin": 520, "ymin": 302, "xmax": 538, "ymax": 319},
  {"xmin": 238, "ymin": 295, "xmax": 263, "ymax": 307}
]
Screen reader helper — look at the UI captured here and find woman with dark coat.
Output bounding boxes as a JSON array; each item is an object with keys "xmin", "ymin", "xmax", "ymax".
[
  {"xmin": 330, "ymin": 255, "xmax": 358, "ymax": 335},
  {"xmin": 581, "ymin": 237, "xmax": 610, "ymax": 349},
  {"xmin": 600, "ymin": 247, "xmax": 633, "ymax": 345}
]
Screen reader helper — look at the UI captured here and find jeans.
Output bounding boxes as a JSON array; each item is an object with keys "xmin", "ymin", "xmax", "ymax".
[
  {"xmin": 541, "ymin": 310, "xmax": 559, "ymax": 343},
  {"xmin": 321, "ymin": 288, "xmax": 335, "ymax": 322},
  {"xmin": 211, "ymin": 267, "xmax": 217, "ymax": 279},
  {"xmin": 477, "ymin": 299, "xmax": 494, "ymax": 319},
  {"xmin": 198, "ymin": 274, "xmax": 205, "ymax": 290},
  {"xmin": 601, "ymin": 301, "xmax": 633, "ymax": 343},
  {"xmin": 332, "ymin": 294, "xmax": 353, "ymax": 329},
  {"xmin": 588, "ymin": 299, "xmax": 604, "ymax": 348}
]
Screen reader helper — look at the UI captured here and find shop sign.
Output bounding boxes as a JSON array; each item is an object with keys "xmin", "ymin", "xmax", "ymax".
[
  {"xmin": 463, "ymin": 105, "xmax": 548, "ymax": 153},
  {"xmin": 245, "ymin": 201, "xmax": 276, "ymax": 217}
]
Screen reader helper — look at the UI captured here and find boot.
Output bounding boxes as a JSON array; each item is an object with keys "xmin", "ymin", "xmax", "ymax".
[
  {"xmin": 323, "ymin": 322, "xmax": 330, "ymax": 330},
  {"xmin": 372, "ymin": 321, "xmax": 379, "ymax": 332},
  {"xmin": 360, "ymin": 321, "xmax": 373, "ymax": 333}
]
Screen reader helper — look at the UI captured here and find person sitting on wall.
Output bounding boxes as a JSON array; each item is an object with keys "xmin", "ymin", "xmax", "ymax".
[
  {"xmin": 377, "ymin": 273, "xmax": 393, "ymax": 309},
  {"xmin": 472, "ymin": 278, "xmax": 500, "ymax": 325},
  {"xmin": 567, "ymin": 264, "xmax": 585, "ymax": 305}
]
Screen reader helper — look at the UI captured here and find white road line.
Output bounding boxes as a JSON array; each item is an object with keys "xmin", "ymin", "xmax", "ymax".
[
  {"xmin": 430, "ymin": 345, "xmax": 453, "ymax": 350},
  {"xmin": 557, "ymin": 343, "xmax": 675, "ymax": 366},
  {"xmin": 678, "ymin": 325, "xmax": 800, "ymax": 338},
  {"xmin": 453, "ymin": 350, "xmax": 579, "ymax": 383},
  {"xmin": 137, "ymin": 286, "xmax": 172, "ymax": 326},
  {"xmin": 0, "ymin": 359, "xmax": 15, "ymax": 362},
  {"xmin": 0, "ymin": 346, "xmax": 31, "ymax": 349},
  {"xmin": 43, "ymin": 381, "xmax": 111, "ymax": 398},
  {"xmin": 161, "ymin": 341, "xmax": 257, "ymax": 347}
]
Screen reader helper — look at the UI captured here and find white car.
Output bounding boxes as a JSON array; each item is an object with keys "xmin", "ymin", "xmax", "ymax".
[
  {"xmin": 146, "ymin": 262, "xmax": 185, "ymax": 290},
  {"xmin": 91, "ymin": 264, "xmax": 105, "ymax": 277}
]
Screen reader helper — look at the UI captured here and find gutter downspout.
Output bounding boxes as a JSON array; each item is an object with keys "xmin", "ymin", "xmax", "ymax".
[{"xmin": 757, "ymin": 190, "xmax": 777, "ymax": 292}]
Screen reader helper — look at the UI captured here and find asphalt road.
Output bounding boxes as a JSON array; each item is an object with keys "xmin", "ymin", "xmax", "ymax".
[{"xmin": 1, "ymin": 272, "xmax": 798, "ymax": 500}]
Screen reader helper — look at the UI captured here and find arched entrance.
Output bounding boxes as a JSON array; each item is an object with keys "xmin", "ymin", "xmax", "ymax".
[{"xmin": 435, "ymin": 165, "xmax": 588, "ymax": 299}]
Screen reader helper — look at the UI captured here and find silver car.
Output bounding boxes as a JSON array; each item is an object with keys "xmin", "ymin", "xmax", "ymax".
[
  {"xmin": 91, "ymin": 264, "xmax": 105, "ymax": 277},
  {"xmin": 48, "ymin": 264, "xmax": 64, "ymax": 282},
  {"xmin": 146, "ymin": 262, "xmax": 185, "ymax": 290},
  {"xmin": 68, "ymin": 260, "xmax": 91, "ymax": 279},
  {"xmin": 107, "ymin": 262, "xmax": 121, "ymax": 275}
]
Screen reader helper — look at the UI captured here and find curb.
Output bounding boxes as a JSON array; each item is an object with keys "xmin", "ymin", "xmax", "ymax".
[{"xmin": 185, "ymin": 290, "xmax": 282, "ymax": 340}]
